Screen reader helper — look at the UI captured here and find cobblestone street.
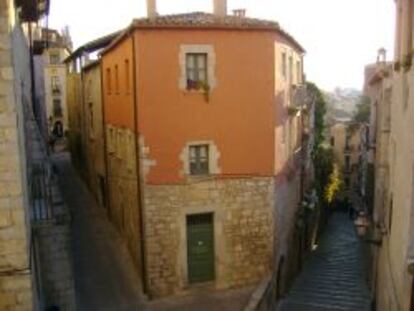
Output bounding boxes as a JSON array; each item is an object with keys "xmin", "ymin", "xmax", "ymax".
[
  {"xmin": 278, "ymin": 212, "xmax": 371, "ymax": 311},
  {"xmin": 52, "ymin": 153, "xmax": 146, "ymax": 311}
]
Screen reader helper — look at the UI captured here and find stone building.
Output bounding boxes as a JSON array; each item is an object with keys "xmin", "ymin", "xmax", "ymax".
[
  {"xmin": 361, "ymin": 0, "xmax": 414, "ymax": 308},
  {"xmin": 21, "ymin": 25, "xmax": 72, "ymax": 142},
  {"xmin": 65, "ymin": 31, "xmax": 120, "ymax": 208},
  {"xmin": 96, "ymin": 0, "xmax": 306, "ymax": 299},
  {"xmin": 329, "ymin": 122, "xmax": 362, "ymax": 201},
  {"xmin": 0, "ymin": 0, "xmax": 76, "ymax": 310}
]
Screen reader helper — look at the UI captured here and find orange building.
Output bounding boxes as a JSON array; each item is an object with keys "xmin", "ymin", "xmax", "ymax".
[{"xmin": 100, "ymin": 0, "xmax": 305, "ymax": 299}]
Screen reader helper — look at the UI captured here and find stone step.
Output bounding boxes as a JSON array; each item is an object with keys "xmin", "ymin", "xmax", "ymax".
[
  {"xmin": 292, "ymin": 280, "xmax": 369, "ymax": 293},
  {"xmin": 285, "ymin": 295, "xmax": 370, "ymax": 311},
  {"xmin": 290, "ymin": 286, "xmax": 371, "ymax": 302},
  {"xmin": 294, "ymin": 272, "xmax": 367, "ymax": 285},
  {"xmin": 278, "ymin": 300, "xmax": 351, "ymax": 311}
]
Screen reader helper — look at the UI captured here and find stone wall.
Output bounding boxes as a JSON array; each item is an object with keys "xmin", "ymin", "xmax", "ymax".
[
  {"xmin": 106, "ymin": 126, "xmax": 143, "ymax": 278},
  {"xmin": 82, "ymin": 63, "xmax": 106, "ymax": 207},
  {"xmin": 0, "ymin": 1, "xmax": 34, "ymax": 309},
  {"xmin": 144, "ymin": 177, "xmax": 274, "ymax": 298}
]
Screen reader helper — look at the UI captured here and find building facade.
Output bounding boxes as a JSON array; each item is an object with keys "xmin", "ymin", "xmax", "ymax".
[
  {"xmin": 0, "ymin": 1, "xmax": 76, "ymax": 310},
  {"xmin": 98, "ymin": 0, "xmax": 306, "ymax": 299},
  {"xmin": 329, "ymin": 122, "xmax": 362, "ymax": 202},
  {"xmin": 363, "ymin": 0, "xmax": 414, "ymax": 309}
]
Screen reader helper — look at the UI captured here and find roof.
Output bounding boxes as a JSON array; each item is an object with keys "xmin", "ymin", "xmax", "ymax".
[
  {"xmin": 101, "ymin": 12, "xmax": 305, "ymax": 55},
  {"xmin": 82, "ymin": 59, "xmax": 101, "ymax": 72},
  {"xmin": 64, "ymin": 30, "xmax": 123, "ymax": 63}
]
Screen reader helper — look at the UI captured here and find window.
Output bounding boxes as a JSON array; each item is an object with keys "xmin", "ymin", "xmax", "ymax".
[
  {"xmin": 189, "ymin": 145, "xmax": 209, "ymax": 175},
  {"xmin": 330, "ymin": 137, "xmax": 335, "ymax": 146},
  {"xmin": 108, "ymin": 128, "xmax": 115, "ymax": 153},
  {"xmin": 89, "ymin": 102, "xmax": 94, "ymax": 134},
  {"xmin": 345, "ymin": 177, "xmax": 350, "ymax": 189},
  {"xmin": 281, "ymin": 52, "xmax": 287, "ymax": 78},
  {"xmin": 49, "ymin": 52, "xmax": 60, "ymax": 64},
  {"xmin": 106, "ymin": 68, "xmax": 111, "ymax": 94},
  {"xmin": 296, "ymin": 60, "xmax": 301, "ymax": 83},
  {"xmin": 289, "ymin": 56, "xmax": 293, "ymax": 82},
  {"xmin": 125, "ymin": 59, "xmax": 130, "ymax": 94},
  {"xmin": 53, "ymin": 99, "xmax": 62, "ymax": 117},
  {"xmin": 51, "ymin": 76, "xmax": 60, "ymax": 94},
  {"xmin": 117, "ymin": 130, "xmax": 123, "ymax": 159},
  {"xmin": 345, "ymin": 155, "xmax": 351, "ymax": 171},
  {"xmin": 115, "ymin": 65, "xmax": 119, "ymax": 94},
  {"xmin": 127, "ymin": 132, "xmax": 134, "ymax": 171},
  {"xmin": 186, "ymin": 53, "xmax": 207, "ymax": 90}
]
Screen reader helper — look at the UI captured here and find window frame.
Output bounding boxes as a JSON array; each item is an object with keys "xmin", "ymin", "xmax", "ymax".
[
  {"xmin": 125, "ymin": 59, "xmax": 130, "ymax": 94},
  {"xmin": 106, "ymin": 68, "xmax": 112, "ymax": 95},
  {"xmin": 189, "ymin": 144, "xmax": 210, "ymax": 176},
  {"xmin": 281, "ymin": 52, "xmax": 287, "ymax": 78},
  {"xmin": 52, "ymin": 98, "xmax": 62, "ymax": 117},
  {"xmin": 186, "ymin": 53, "xmax": 208, "ymax": 90},
  {"xmin": 115, "ymin": 64, "xmax": 119, "ymax": 94}
]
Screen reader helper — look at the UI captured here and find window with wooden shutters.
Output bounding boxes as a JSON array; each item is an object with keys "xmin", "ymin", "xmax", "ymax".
[
  {"xmin": 53, "ymin": 99, "xmax": 62, "ymax": 117},
  {"xmin": 189, "ymin": 145, "xmax": 209, "ymax": 175},
  {"xmin": 186, "ymin": 53, "xmax": 207, "ymax": 90}
]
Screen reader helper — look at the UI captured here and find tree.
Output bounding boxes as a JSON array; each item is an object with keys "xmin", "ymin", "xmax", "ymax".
[
  {"xmin": 352, "ymin": 96, "xmax": 371, "ymax": 124},
  {"xmin": 325, "ymin": 164, "xmax": 342, "ymax": 204},
  {"xmin": 306, "ymin": 82, "xmax": 327, "ymax": 150}
]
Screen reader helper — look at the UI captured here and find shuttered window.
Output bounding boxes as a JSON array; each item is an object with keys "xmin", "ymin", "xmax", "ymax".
[{"xmin": 189, "ymin": 145, "xmax": 209, "ymax": 175}]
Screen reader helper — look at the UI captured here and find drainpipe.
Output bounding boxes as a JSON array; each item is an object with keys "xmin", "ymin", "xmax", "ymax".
[
  {"xmin": 131, "ymin": 31, "xmax": 148, "ymax": 297},
  {"xmin": 28, "ymin": 22, "xmax": 38, "ymax": 124},
  {"xmin": 99, "ymin": 58, "xmax": 110, "ymax": 212}
]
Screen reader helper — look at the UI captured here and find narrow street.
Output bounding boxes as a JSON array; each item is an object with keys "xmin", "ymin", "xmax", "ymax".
[
  {"xmin": 52, "ymin": 153, "xmax": 147, "ymax": 311},
  {"xmin": 278, "ymin": 212, "xmax": 371, "ymax": 311}
]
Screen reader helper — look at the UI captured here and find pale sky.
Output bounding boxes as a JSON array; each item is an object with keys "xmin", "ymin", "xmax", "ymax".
[{"xmin": 48, "ymin": 0, "xmax": 395, "ymax": 91}]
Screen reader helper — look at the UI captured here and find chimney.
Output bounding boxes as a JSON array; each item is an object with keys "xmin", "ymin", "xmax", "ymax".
[
  {"xmin": 213, "ymin": 0, "xmax": 227, "ymax": 17},
  {"xmin": 233, "ymin": 9, "xmax": 246, "ymax": 17},
  {"xmin": 147, "ymin": 0, "xmax": 157, "ymax": 19},
  {"xmin": 376, "ymin": 48, "xmax": 387, "ymax": 64}
]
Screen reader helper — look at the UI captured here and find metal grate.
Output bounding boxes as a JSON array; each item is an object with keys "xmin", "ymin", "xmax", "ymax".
[
  {"xmin": 31, "ymin": 163, "xmax": 53, "ymax": 222},
  {"xmin": 187, "ymin": 213, "xmax": 213, "ymax": 226}
]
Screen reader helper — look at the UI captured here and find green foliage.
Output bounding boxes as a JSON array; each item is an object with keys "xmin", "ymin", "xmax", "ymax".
[
  {"xmin": 314, "ymin": 146, "xmax": 334, "ymax": 201},
  {"xmin": 306, "ymin": 82, "xmax": 336, "ymax": 205},
  {"xmin": 306, "ymin": 82, "xmax": 327, "ymax": 151},
  {"xmin": 324, "ymin": 164, "xmax": 342, "ymax": 204},
  {"xmin": 352, "ymin": 96, "xmax": 371, "ymax": 124}
]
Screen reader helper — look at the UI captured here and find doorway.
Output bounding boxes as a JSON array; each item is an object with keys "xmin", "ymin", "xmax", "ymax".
[{"xmin": 187, "ymin": 213, "xmax": 215, "ymax": 284}]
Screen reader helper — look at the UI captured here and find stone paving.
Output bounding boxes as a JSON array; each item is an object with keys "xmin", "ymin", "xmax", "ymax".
[
  {"xmin": 52, "ymin": 153, "xmax": 146, "ymax": 311},
  {"xmin": 278, "ymin": 212, "xmax": 371, "ymax": 311}
]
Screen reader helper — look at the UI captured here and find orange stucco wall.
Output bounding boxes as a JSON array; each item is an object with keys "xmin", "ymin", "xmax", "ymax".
[
  {"xmin": 102, "ymin": 37, "xmax": 135, "ymax": 130},
  {"xmin": 102, "ymin": 28, "xmax": 304, "ymax": 184},
  {"xmin": 136, "ymin": 29, "xmax": 276, "ymax": 184}
]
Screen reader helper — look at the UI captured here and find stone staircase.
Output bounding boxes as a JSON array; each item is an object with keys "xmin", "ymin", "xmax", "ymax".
[{"xmin": 278, "ymin": 212, "xmax": 372, "ymax": 311}]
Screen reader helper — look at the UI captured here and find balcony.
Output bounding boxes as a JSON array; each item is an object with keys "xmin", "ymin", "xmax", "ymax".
[
  {"xmin": 292, "ymin": 84, "xmax": 307, "ymax": 105},
  {"xmin": 16, "ymin": 0, "xmax": 50, "ymax": 22},
  {"xmin": 52, "ymin": 85, "xmax": 61, "ymax": 95}
]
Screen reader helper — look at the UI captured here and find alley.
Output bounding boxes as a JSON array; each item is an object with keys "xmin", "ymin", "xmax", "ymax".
[
  {"xmin": 278, "ymin": 212, "xmax": 371, "ymax": 311},
  {"xmin": 52, "ymin": 153, "xmax": 146, "ymax": 311}
]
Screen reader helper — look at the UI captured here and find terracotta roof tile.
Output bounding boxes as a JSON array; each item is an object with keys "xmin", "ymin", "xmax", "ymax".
[
  {"xmin": 102, "ymin": 12, "xmax": 305, "ymax": 55},
  {"xmin": 133, "ymin": 12, "xmax": 280, "ymax": 29}
]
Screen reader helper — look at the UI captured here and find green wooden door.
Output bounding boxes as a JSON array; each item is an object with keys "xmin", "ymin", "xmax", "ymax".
[{"xmin": 187, "ymin": 213, "xmax": 215, "ymax": 283}]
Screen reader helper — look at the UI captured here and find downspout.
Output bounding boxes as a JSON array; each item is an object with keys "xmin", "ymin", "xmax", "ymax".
[
  {"xmin": 131, "ymin": 31, "xmax": 148, "ymax": 296},
  {"xmin": 99, "ymin": 59, "xmax": 110, "ymax": 212},
  {"xmin": 28, "ymin": 22, "xmax": 38, "ymax": 124}
]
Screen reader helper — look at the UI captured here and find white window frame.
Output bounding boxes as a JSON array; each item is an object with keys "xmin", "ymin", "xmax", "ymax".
[
  {"xmin": 179, "ymin": 141, "xmax": 221, "ymax": 177},
  {"xmin": 179, "ymin": 45, "xmax": 217, "ymax": 91}
]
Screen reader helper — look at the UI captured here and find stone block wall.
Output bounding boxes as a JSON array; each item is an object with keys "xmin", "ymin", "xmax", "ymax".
[
  {"xmin": 106, "ymin": 126, "xmax": 143, "ymax": 277},
  {"xmin": 0, "ymin": 0, "xmax": 34, "ymax": 309},
  {"xmin": 144, "ymin": 177, "xmax": 274, "ymax": 298}
]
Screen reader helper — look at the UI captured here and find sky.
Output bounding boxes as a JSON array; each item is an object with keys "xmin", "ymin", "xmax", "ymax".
[{"xmin": 48, "ymin": 0, "xmax": 396, "ymax": 91}]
